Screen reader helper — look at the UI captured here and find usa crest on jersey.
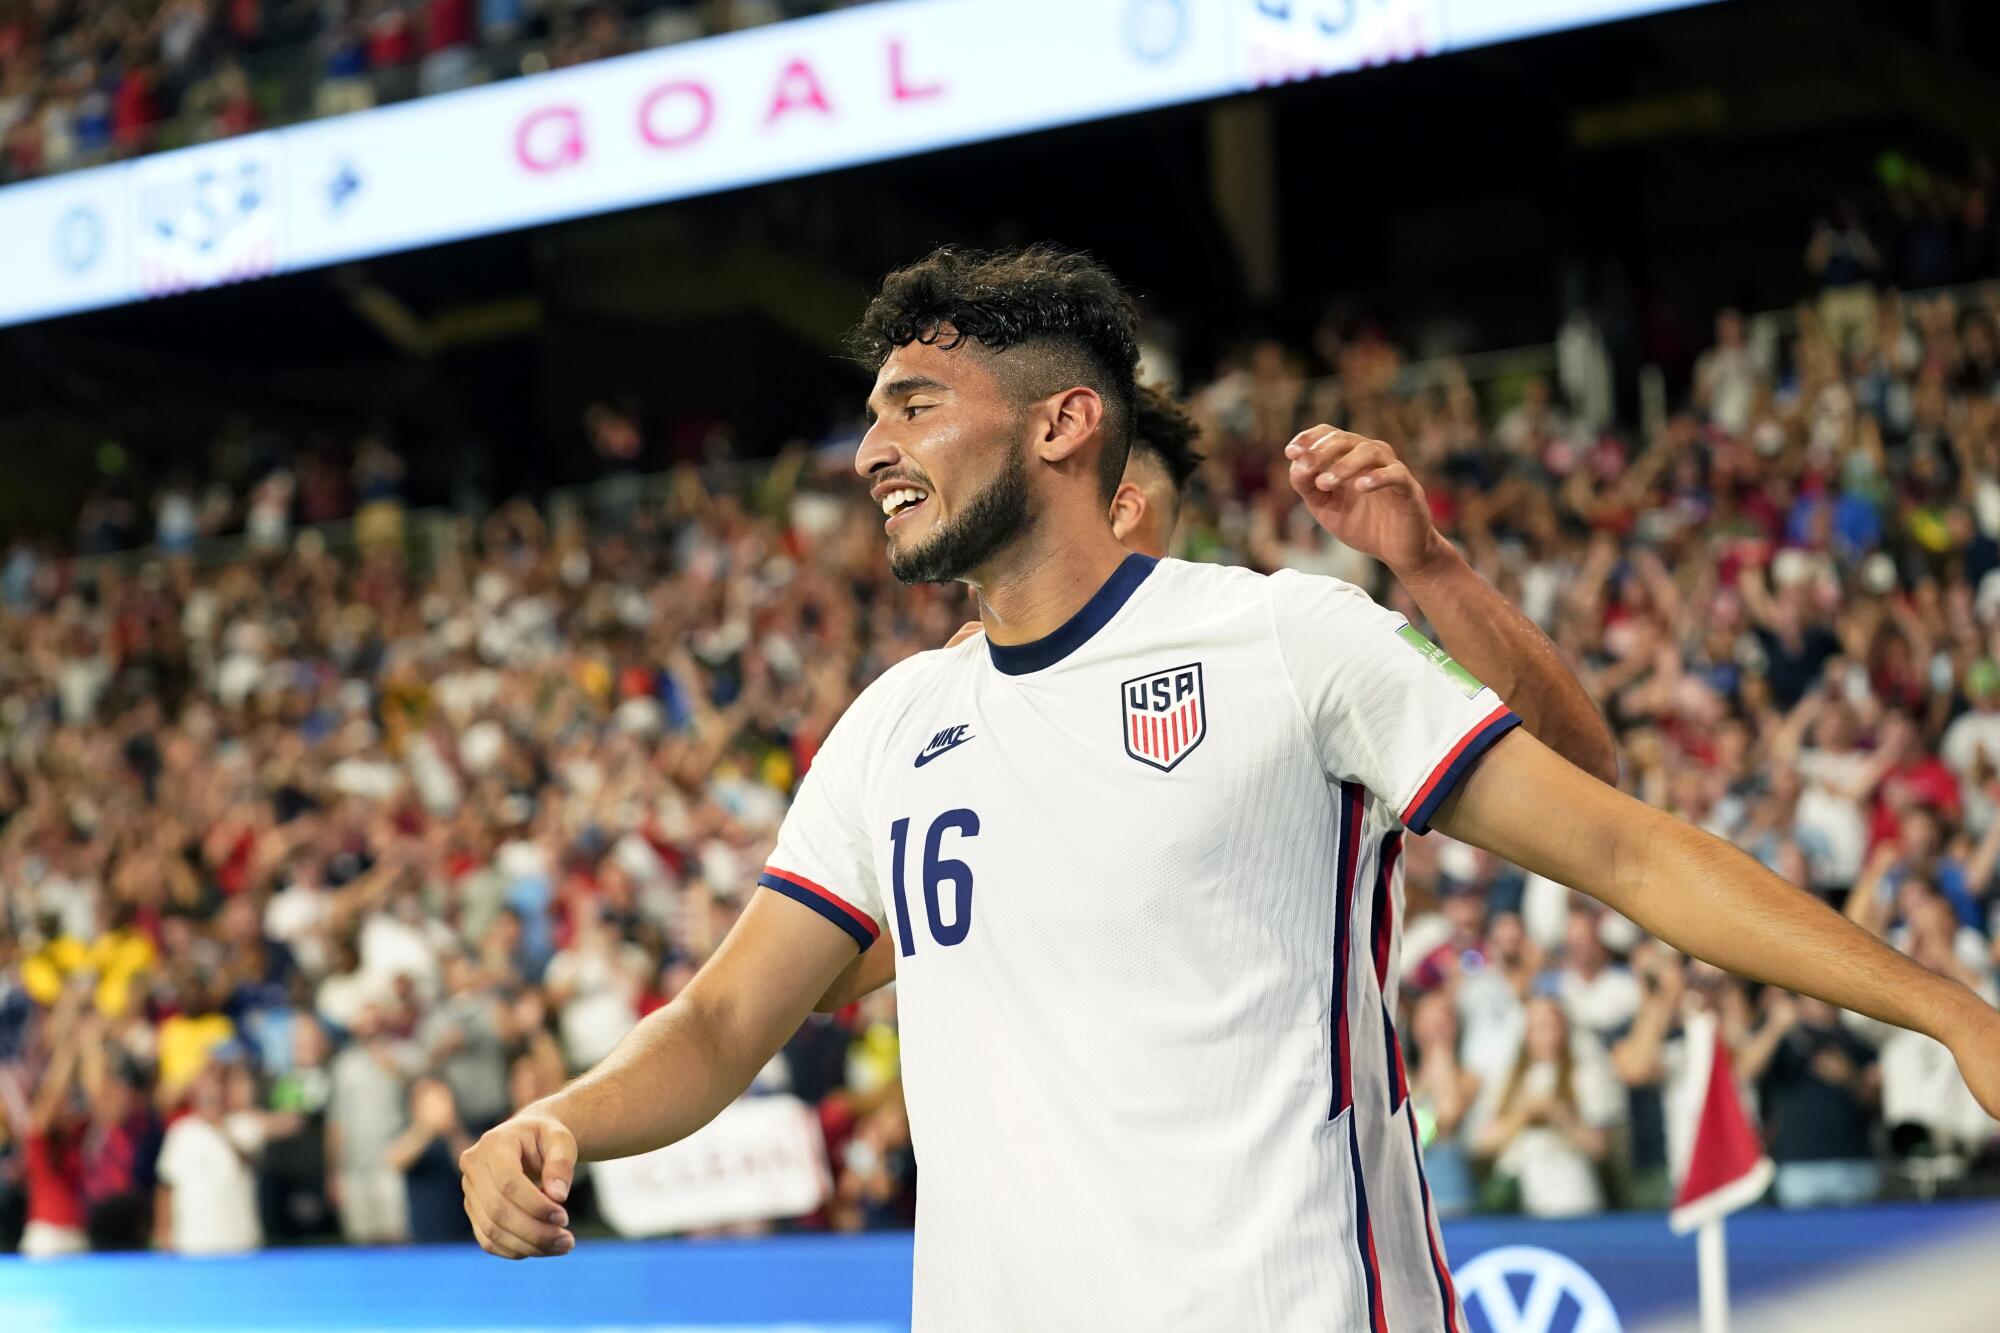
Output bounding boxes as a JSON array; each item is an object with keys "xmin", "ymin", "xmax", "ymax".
[{"xmin": 1121, "ymin": 662, "xmax": 1206, "ymax": 772}]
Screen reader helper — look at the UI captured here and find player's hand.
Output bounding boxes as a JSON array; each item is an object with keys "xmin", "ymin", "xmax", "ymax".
[
  {"xmin": 1284, "ymin": 426, "xmax": 1446, "ymax": 576},
  {"xmin": 945, "ymin": 621, "xmax": 982, "ymax": 648},
  {"xmin": 460, "ymin": 1112, "xmax": 577, "ymax": 1259}
]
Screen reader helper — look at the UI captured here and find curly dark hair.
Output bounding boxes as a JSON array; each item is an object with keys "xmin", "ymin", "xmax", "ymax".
[
  {"xmin": 847, "ymin": 245, "xmax": 1142, "ymax": 499},
  {"xmin": 1130, "ymin": 381, "xmax": 1202, "ymax": 491}
]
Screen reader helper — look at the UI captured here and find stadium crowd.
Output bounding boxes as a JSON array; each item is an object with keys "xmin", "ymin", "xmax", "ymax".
[
  {"xmin": 0, "ymin": 0, "xmax": 880, "ymax": 182},
  {"xmin": 6, "ymin": 241, "xmax": 2000, "ymax": 1252}
]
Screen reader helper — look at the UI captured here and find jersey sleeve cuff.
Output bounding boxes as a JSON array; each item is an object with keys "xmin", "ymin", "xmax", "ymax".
[
  {"xmin": 757, "ymin": 867, "xmax": 880, "ymax": 951},
  {"xmin": 1399, "ymin": 704, "xmax": 1521, "ymax": 835}
]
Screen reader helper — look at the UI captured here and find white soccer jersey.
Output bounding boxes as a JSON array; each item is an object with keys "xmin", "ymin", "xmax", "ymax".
[{"xmin": 760, "ymin": 555, "xmax": 1518, "ymax": 1332}]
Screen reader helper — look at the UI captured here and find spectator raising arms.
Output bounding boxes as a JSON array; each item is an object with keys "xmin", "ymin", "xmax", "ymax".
[{"xmin": 154, "ymin": 1061, "xmax": 275, "ymax": 1255}]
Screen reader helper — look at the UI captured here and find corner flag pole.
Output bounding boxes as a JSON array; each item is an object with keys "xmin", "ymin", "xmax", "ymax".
[{"xmin": 1697, "ymin": 1216, "xmax": 1729, "ymax": 1333}]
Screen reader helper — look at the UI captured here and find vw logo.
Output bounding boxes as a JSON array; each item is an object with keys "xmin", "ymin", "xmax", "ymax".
[
  {"xmin": 1123, "ymin": 0, "xmax": 1188, "ymax": 63},
  {"xmin": 1455, "ymin": 1245, "xmax": 1622, "ymax": 1333},
  {"xmin": 54, "ymin": 205, "xmax": 104, "ymax": 276}
]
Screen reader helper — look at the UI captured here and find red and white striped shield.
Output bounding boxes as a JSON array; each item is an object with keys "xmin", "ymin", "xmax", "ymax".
[{"xmin": 1121, "ymin": 662, "xmax": 1206, "ymax": 772}]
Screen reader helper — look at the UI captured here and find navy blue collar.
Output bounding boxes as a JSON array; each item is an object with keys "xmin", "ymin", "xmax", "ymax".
[{"xmin": 985, "ymin": 554, "xmax": 1157, "ymax": 676}]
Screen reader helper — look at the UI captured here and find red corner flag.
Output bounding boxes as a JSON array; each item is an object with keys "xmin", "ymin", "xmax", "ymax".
[{"xmin": 1669, "ymin": 1011, "xmax": 1774, "ymax": 1235}]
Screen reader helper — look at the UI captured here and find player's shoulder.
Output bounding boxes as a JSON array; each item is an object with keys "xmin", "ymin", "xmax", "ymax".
[
  {"xmin": 1149, "ymin": 555, "xmax": 1264, "ymax": 589},
  {"xmin": 847, "ymin": 641, "xmax": 971, "ymax": 711},
  {"xmin": 1142, "ymin": 555, "xmax": 1286, "ymax": 613},
  {"xmin": 1153, "ymin": 557, "xmax": 1381, "ymax": 623},
  {"xmin": 1262, "ymin": 564, "xmax": 1374, "ymax": 603},
  {"xmin": 1262, "ymin": 565, "xmax": 1393, "ymax": 629},
  {"xmin": 835, "ymin": 639, "xmax": 980, "ymax": 739}
]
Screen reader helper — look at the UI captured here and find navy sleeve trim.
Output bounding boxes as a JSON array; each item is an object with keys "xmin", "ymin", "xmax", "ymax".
[
  {"xmin": 757, "ymin": 868, "xmax": 879, "ymax": 951},
  {"xmin": 1400, "ymin": 706, "xmax": 1521, "ymax": 835}
]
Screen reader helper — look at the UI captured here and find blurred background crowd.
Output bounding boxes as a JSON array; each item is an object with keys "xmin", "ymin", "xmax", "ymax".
[
  {"xmin": 0, "ymin": 0, "xmax": 881, "ymax": 182},
  {"xmin": 4, "ymin": 0, "xmax": 2000, "ymax": 1270},
  {"xmin": 5, "ymin": 188, "xmax": 2000, "ymax": 1254}
]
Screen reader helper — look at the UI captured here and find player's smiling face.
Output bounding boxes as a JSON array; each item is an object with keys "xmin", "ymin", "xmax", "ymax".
[{"xmin": 856, "ymin": 333, "xmax": 1033, "ymax": 585}]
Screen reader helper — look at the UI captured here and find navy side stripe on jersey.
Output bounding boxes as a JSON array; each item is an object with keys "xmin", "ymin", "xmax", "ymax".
[
  {"xmin": 758, "ymin": 866, "xmax": 879, "ymax": 950},
  {"xmin": 1347, "ymin": 1115, "xmax": 1391, "ymax": 1333},
  {"xmin": 1402, "ymin": 1076, "xmax": 1464, "ymax": 1331},
  {"xmin": 1328, "ymin": 781, "xmax": 1364, "ymax": 1118},
  {"xmin": 1400, "ymin": 705, "xmax": 1521, "ymax": 834},
  {"xmin": 1370, "ymin": 831, "xmax": 1402, "ymax": 990},
  {"xmin": 1382, "ymin": 1001, "xmax": 1409, "ymax": 1114}
]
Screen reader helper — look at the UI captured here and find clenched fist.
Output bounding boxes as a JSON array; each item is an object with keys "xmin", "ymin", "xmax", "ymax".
[{"xmin": 460, "ymin": 1112, "xmax": 578, "ymax": 1259}]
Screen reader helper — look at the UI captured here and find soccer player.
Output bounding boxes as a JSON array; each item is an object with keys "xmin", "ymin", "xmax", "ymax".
[
  {"xmin": 811, "ymin": 383, "xmax": 1617, "ymax": 1013},
  {"xmin": 461, "ymin": 247, "xmax": 2000, "ymax": 1331}
]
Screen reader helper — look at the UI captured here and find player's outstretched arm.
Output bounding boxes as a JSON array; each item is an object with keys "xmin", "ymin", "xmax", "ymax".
[
  {"xmin": 1431, "ymin": 728, "xmax": 2000, "ymax": 1117},
  {"xmin": 460, "ymin": 890, "xmax": 860, "ymax": 1258},
  {"xmin": 1285, "ymin": 426, "xmax": 1618, "ymax": 786}
]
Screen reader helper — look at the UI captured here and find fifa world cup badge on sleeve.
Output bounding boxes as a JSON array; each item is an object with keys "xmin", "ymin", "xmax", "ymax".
[
  {"xmin": 1396, "ymin": 624, "xmax": 1486, "ymax": 698},
  {"xmin": 1121, "ymin": 662, "xmax": 1206, "ymax": 772}
]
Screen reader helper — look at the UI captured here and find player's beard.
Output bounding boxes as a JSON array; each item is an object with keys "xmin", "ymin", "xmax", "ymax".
[{"xmin": 888, "ymin": 443, "xmax": 1030, "ymax": 585}]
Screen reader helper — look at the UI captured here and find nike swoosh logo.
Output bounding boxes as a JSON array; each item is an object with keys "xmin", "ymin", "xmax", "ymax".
[{"xmin": 913, "ymin": 734, "xmax": 974, "ymax": 768}]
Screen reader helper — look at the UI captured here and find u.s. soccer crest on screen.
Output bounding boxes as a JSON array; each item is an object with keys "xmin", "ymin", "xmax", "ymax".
[{"xmin": 1121, "ymin": 662, "xmax": 1206, "ymax": 772}]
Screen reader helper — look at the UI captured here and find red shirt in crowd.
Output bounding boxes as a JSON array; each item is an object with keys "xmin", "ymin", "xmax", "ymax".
[
  {"xmin": 214, "ymin": 824, "xmax": 256, "ymax": 895},
  {"xmin": 25, "ymin": 1130, "xmax": 89, "ymax": 1229},
  {"xmin": 1869, "ymin": 756, "xmax": 1965, "ymax": 851},
  {"xmin": 112, "ymin": 67, "xmax": 158, "ymax": 152},
  {"xmin": 82, "ymin": 1115, "xmax": 149, "ymax": 1203},
  {"xmin": 368, "ymin": 5, "xmax": 415, "ymax": 68},
  {"xmin": 425, "ymin": 0, "xmax": 471, "ymax": 52}
]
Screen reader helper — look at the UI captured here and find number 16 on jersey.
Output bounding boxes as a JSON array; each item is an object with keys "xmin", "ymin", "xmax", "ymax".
[{"xmin": 889, "ymin": 809, "xmax": 979, "ymax": 955}]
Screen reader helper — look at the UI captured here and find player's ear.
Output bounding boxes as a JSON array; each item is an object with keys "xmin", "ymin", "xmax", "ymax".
[
  {"xmin": 1033, "ymin": 387, "xmax": 1105, "ymax": 468},
  {"xmin": 1109, "ymin": 480, "xmax": 1147, "ymax": 543}
]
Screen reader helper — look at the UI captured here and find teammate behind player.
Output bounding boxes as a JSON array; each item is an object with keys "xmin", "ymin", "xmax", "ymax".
[
  {"xmin": 462, "ymin": 246, "xmax": 2000, "ymax": 1332},
  {"xmin": 1108, "ymin": 379, "xmax": 1203, "ymax": 558}
]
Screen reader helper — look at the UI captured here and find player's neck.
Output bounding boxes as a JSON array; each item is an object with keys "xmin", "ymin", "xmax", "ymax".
[{"xmin": 971, "ymin": 526, "xmax": 1133, "ymax": 648}]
